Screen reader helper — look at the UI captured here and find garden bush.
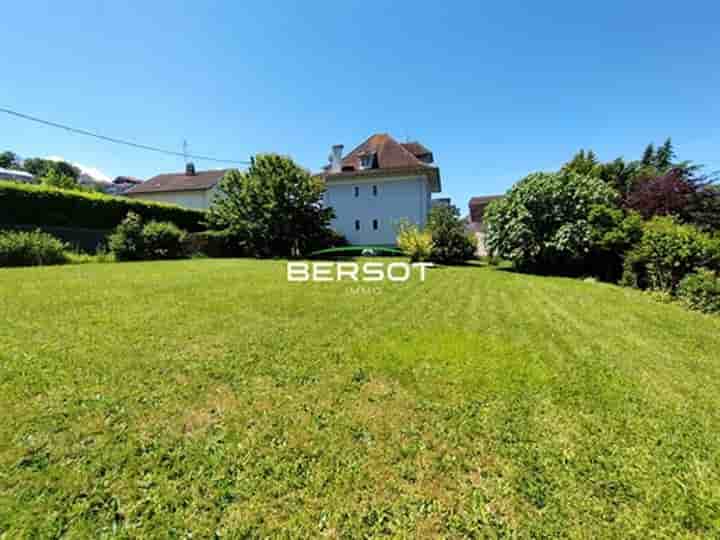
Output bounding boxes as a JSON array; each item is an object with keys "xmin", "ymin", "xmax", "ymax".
[
  {"xmin": 677, "ymin": 268, "xmax": 720, "ymax": 314},
  {"xmin": 620, "ymin": 217, "xmax": 717, "ymax": 292},
  {"xmin": 141, "ymin": 221, "xmax": 187, "ymax": 260},
  {"xmin": 109, "ymin": 212, "xmax": 189, "ymax": 261},
  {"xmin": 587, "ymin": 205, "xmax": 643, "ymax": 282},
  {"xmin": 188, "ymin": 230, "xmax": 249, "ymax": 258},
  {"xmin": 108, "ymin": 212, "xmax": 145, "ymax": 261},
  {"xmin": 0, "ymin": 180, "xmax": 205, "ymax": 231},
  {"xmin": 426, "ymin": 205, "xmax": 477, "ymax": 264},
  {"xmin": 397, "ymin": 221, "xmax": 433, "ymax": 262},
  {"xmin": 0, "ymin": 229, "xmax": 68, "ymax": 267},
  {"xmin": 484, "ymin": 171, "xmax": 618, "ymax": 274}
]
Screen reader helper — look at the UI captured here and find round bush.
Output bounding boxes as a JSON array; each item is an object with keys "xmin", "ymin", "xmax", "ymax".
[
  {"xmin": 141, "ymin": 221, "xmax": 188, "ymax": 260},
  {"xmin": 485, "ymin": 171, "xmax": 618, "ymax": 273},
  {"xmin": 678, "ymin": 268, "xmax": 720, "ymax": 314},
  {"xmin": 0, "ymin": 230, "xmax": 68, "ymax": 267}
]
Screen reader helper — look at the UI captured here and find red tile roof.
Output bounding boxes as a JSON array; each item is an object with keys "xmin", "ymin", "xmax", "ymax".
[
  {"xmin": 339, "ymin": 134, "xmax": 431, "ymax": 171},
  {"xmin": 127, "ymin": 169, "xmax": 230, "ymax": 194},
  {"xmin": 322, "ymin": 133, "xmax": 441, "ymax": 192},
  {"xmin": 401, "ymin": 142, "xmax": 433, "ymax": 159}
]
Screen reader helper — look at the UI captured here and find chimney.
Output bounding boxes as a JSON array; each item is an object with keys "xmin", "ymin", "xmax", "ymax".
[
  {"xmin": 185, "ymin": 162, "xmax": 196, "ymax": 176},
  {"xmin": 329, "ymin": 144, "xmax": 344, "ymax": 173}
]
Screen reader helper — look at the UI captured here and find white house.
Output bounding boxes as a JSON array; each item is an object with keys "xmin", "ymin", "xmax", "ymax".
[
  {"xmin": 0, "ymin": 167, "xmax": 35, "ymax": 183},
  {"xmin": 125, "ymin": 164, "xmax": 227, "ymax": 210},
  {"xmin": 318, "ymin": 133, "xmax": 442, "ymax": 245}
]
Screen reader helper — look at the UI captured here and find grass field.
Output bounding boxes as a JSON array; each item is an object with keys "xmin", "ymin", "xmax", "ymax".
[{"xmin": 1, "ymin": 259, "xmax": 720, "ymax": 538}]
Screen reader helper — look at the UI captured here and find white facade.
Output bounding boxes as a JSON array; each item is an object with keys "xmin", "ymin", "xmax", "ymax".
[
  {"xmin": 324, "ymin": 174, "xmax": 433, "ymax": 245},
  {"xmin": 127, "ymin": 186, "xmax": 218, "ymax": 210},
  {"xmin": 0, "ymin": 167, "xmax": 34, "ymax": 183}
]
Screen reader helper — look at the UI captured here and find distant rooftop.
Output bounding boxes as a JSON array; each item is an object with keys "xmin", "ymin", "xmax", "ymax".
[{"xmin": 0, "ymin": 167, "xmax": 34, "ymax": 179}]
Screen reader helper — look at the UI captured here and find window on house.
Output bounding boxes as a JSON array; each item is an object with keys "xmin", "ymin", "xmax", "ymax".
[
  {"xmin": 372, "ymin": 219, "xmax": 378, "ymax": 230},
  {"xmin": 372, "ymin": 185, "xmax": 378, "ymax": 196},
  {"xmin": 354, "ymin": 186, "xmax": 359, "ymax": 197},
  {"xmin": 355, "ymin": 220, "xmax": 360, "ymax": 231},
  {"xmin": 360, "ymin": 154, "xmax": 372, "ymax": 168}
]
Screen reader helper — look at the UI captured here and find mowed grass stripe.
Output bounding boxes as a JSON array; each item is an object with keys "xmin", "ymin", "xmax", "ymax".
[{"xmin": 1, "ymin": 259, "xmax": 720, "ymax": 537}]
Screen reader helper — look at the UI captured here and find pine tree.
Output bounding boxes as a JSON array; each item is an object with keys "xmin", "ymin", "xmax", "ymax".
[
  {"xmin": 655, "ymin": 137, "xmax": 674, "ymax": 170},
  {"xmin": 641, "ymin": 143, "xmax": 655, "ymax": 166}
]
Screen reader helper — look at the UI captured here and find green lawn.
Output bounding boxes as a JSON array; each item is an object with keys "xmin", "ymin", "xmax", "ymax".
[{"xmin": 1, "ymin": 259, "xmax": 720, "ymax": 538}]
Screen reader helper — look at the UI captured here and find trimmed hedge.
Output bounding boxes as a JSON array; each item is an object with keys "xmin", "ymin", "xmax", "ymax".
[{"xmin": 0, "ymin": 180, "xmax": 206, "ymax": 231}]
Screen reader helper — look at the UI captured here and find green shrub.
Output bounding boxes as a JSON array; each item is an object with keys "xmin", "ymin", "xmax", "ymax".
[
  {"xmin": 0, "ymin": 180, "xmax": 205, "ymax": 231},
  {"xmin": 0, "ymin": 230, "xmax": 68, "ymax": 267},
  {"xmin": 397, "ymin": 221, "xmax": 433, "ymax": 262},
  {"xmin": 485, "ymin": 171, "xmax": 618, "ymax": 274},
  {"xmin": 677, "ymin": 268, "xmax": 720, "ymax": 314},
  {"xmin": 587, "ymin": 205, "xmax": 643, "ymax": 282},
  {"xmin": 188, "ymin": 230, "xmax": 249, "ymax": 258},
  {"xmin": 108, "ymin": 212, "xmax": 145, "ymax": 261},
  {"xmin": 427, "ymin": 205, "xmax": 477, "ymax": 264},
  {"xmin": 109, "ymin": 213, "xmax": 189, "ymax": 261},
  {"xmin": 621, "ymin": 217, "xmax": 717, "ymax": 292},
  {"xmin": 142, "ymin": 221, "xmax": 187, "ymax": 260}
]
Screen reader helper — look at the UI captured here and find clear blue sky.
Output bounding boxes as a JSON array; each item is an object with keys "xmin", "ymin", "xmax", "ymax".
[{"xmin": 2, "ymin": 1, "xmax": 719, "ymax": 212}]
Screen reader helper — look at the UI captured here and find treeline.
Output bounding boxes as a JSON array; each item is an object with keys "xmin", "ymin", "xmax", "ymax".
[{"xmin": 485, "ymin": 139, "xmax": 720, "ymax": 313}]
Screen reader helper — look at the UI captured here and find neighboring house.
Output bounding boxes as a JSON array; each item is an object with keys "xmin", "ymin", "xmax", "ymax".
[
  {"xmin": 126, "ymin": 164, "xmax": 228, "ymax": 210},
  {"xmin": 431, "ymin": 197, "xmax": 451, "ymax": 208},
  {"xmin": 105, "ymin": 176, "xmax": 143, "ymax": 196},
  {"xmin": 318, "ymin": 133, "xmax": 442, "ymax": 245},
  {"xmin": 468, "ymin": 195, "xmax": 503, "ymax": 255},
  {"xmin": 0, "ymin": 167, "xmax": 35, "ymax": 183}
]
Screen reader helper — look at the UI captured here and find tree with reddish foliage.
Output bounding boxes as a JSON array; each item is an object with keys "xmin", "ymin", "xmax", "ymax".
[{"xmin": 626, "ymin": 168, "xmax": 700, "ymax": 220}]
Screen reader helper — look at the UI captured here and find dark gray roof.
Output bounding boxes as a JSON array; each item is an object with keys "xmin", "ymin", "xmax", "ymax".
[{"xmin": 127, "ymin": 169, "xmax": 230, "ymax": 194}]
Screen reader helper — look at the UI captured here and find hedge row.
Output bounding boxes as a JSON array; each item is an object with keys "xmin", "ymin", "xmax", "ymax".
[{"xmin": 0, "ymin": 181, "xmax": 206, "ymax": 231}]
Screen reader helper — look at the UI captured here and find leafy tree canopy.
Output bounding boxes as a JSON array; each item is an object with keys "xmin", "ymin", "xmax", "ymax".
[
  {"xmin": 426, "ymin": 204, "xmax": 476, "ymax": 264},
  {"xmin": 485, "ymin": 171, "xmax": 618, "ymax": 272},
  {"xmin": 39, "ymin": 168, "xmax": 81, "ymax": 190},
  {"xmin": 23, "ymin": 158, "xmax": 80, "ymax": 180},
  {"xmin": 0, "ymin": 151, "xmax": 21, "ymax": 170},
  {"xmin": 206, "ymin": 154, "xmax": 334, "ymax": 257}
]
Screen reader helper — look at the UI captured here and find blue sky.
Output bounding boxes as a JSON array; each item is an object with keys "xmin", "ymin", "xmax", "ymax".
[{"xmin": 3, "ymin": 1, "xmax": 719, "ymax": 211}]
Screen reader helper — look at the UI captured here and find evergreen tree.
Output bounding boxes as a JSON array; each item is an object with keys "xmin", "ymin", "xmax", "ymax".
[
  {"xmin": 655, "ymin": 138, "xmax": 674, "ymax": 170},
  {"xmin": 641, "ymin": 144, "xmax": 655, "ymax": 166}
]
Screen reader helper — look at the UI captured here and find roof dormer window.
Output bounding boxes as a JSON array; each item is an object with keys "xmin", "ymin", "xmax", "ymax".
[{"xmin": 359, "ymin": 152, "xmax": 375, "ymax": 170}]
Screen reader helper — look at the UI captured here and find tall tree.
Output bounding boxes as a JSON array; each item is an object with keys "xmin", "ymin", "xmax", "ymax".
[
  {"xmin": 641, "ymin": 144, "xmax": 655, "ymax": 166},
  {"xmin": 655, "ymin": 137, "xmax": 675, "ymax": 170},
  {"xmin": 0, "ymin": 151, "xmax": 20, "ymax": 169},
  {"xmin": 597, "ymin": 157, "xmax": 638, "ymax": 200},
  {"xmin": 626, "ymin": 168, "xmax": 700, "ymax": 220},
  {"xmin": 206, "ymin": 154, "xmax": 335, "ymax": 257},
  {"xmin": 561, "ymin": 149, "xmax": 600, "ymax": 176},
  {"xmin": 23, "ymin": 158, "xmax": 80, "ymax": 180}
]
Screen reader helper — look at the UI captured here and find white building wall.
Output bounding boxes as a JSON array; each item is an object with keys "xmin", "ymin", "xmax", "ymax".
[
  {"xmin": 324, "ymin": 175, "xmax": 432, "ymax": 245},
  {"xmin": 127, "ymin": 189, "xmax": 212, "ymax": 210}
]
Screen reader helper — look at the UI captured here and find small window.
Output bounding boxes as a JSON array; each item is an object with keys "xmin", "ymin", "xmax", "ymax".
[
  {"xmin": 372, "ymin": 185, "xmax": 378, "ymax": 196},
  {"xmin": 354, "ymin": 186, "xmax": 359, "ymax": 197},
  {"xmin": 372, "ymin": 219, "xmax": 379, "ymax": 231},
  {"xmin": 355, "ymin": 220, "xmax": 360, "ymax": 231},
  {"xmin": 360, "ymin": 154, "xmax": 372, "ymax": 168}
]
